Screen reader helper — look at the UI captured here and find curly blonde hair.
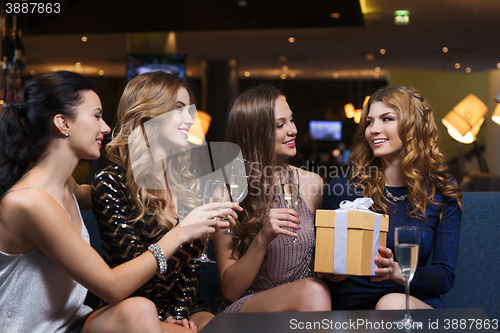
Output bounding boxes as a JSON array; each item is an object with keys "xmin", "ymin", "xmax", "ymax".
[
  {"xmin": 349, "ymin": 86, "xmax": 462, "ymax": 220},
  {"xmin": 225, "ymin": 84, "xmax": 284, "ymax": 260},
  {"xmin": 107, "ymin": 71, "xmax": 200, "ymax": 229}
]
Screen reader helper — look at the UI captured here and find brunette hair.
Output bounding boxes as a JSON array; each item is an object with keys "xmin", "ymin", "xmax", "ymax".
[
  {"xmin": 106, "ymin": 71, "xmax": 199, "ymax": 229},
  {"xmin": 349, "ymin": 85, "xmax": 462, "ymax": 220},
  {"xmin": 0, "ymin": 71, "xmax": 97, "ymax": 196},
  {"xmin": 225, "ymin": 84, "xmax": 284, "ymax": 260}
]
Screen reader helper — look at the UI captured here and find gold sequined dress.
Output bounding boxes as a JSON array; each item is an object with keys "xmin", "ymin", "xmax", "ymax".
[{"xmin": 91, "ymin": 164, "xmax": 210, "ymax": 320}]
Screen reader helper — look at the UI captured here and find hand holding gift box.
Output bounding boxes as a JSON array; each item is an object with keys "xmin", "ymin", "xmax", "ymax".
[{"xmin": 314, "ymin": 198, "xmax": 389, "ymax": 276}]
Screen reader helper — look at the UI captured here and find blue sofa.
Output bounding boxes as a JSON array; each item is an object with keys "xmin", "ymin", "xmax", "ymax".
[{"xmin": 82, "ymin": 192, "xmax": 500, "ymax": 320}]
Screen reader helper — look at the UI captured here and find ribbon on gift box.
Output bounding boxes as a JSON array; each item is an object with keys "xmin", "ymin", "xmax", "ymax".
[{"xmin": 333, "ymin": 198, "xmax": 381, "ymax": 275}]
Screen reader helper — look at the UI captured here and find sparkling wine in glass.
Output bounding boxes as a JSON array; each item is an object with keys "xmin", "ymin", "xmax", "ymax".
[
  {"xmin": 219, "ymin": 158, "xmax": 250, "ymax": 237},
  {"xmin": 280, "ymin": 168, "xmax": 302, "ymax": 246},
  {"xmin": 394, "ymin": 226, "xmax": 420, "ymax": 327},
  {"xmin": 192, "ymin": 179, "xmax": 224, "ymax": 263}
]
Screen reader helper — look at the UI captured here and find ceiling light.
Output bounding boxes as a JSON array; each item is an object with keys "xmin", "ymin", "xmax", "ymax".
[
  {"xmin": 497, "ymin": 63, "xmax": 500, "ymax": 69},
  {"xmin": 282, "ymin": 65, "xmax": 289, "ymax": 71},
  {"xmin": 244, "ymin": 71, "xmax": 251, "ymax": 77},
  {"xmin": 81, "ymin": 36, "xmax": 88, "ymax": 42},
  {"xmin": 332, "ymin": 73, "xmax": 339, "ymax": 79},
  {"xmin": 374, "ymin": 73, "xmax": 380, "ymax": 79},
  {"xmin": 442, "ymin": 47, "xmax": 449, "ymax": 53},
  {"xmin": 375, "ymin": 67, "xmax": 381, "ymax": 73},
  {"xmin": 365, "ymin": 53, "xmax": 375, "ymax": 61},
  {"xmin": 288, "ymin": 37, "xmax": 295, "ymax": 43},
  {"xmin": 186, "ymin": 70, "xmax": 193, "ymax": 76},
  {"xmin": 278, "ymin": 55, "xmax": 287, "ymax": 62},
  {"xmin": 75, "ymin": 62, "xmax": 81, "ymax": 67},
  {"xmin": 280, "ymin": 74, "xmax": 287, "ymax": 80},
  {"xmin": 98, "ymin": 70, "xmax": 104, "ymax": 76},
  {"xmin": 455, "ymin": 63, "xmax": 461, "ymax": 69},
  {"xmin": 379, "ymin": 49, "xmax": 386, "ymax": 55},
  {"xmin": 290, "ymin": 72, "xmax": 296, "ymax": 78},
  {"xmin": 330, "ymin": 13, "xmax": 341, "ymax": 19},
  {"xmin": 466, "ymin": 67, "xmax": 471, "ymax": 73}
]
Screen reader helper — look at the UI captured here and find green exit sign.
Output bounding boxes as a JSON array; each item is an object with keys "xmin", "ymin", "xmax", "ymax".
[{"xmin": 394, "ymin": 10, "xmax": 410, "ymax": 25}]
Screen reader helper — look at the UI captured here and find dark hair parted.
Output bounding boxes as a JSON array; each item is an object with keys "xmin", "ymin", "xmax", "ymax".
[
  {"xmin": 225, "ymin": 84, "xmax": 283, "ymax": 260},
  {"xmin": 0, "ymin": 71, "xmax": 97, "ymax": 196},
  {"xmin": 349, "ymin": 85, "xmax": 462, "ymax": 221}
]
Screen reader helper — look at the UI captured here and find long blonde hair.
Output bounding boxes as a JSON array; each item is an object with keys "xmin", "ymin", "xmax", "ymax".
[
  {"xmin": 349, "ymin": 86, "xmax": 462, "ymax": 220},
  {"xmin": 107, "ymin": 72, "xmax": 199, "ymax": 229}
]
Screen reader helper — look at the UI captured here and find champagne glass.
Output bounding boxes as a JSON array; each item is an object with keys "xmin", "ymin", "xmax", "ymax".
[
  {"xmin": 219, "ymin": 158, "xmax": 251, "ymax": 237},
  {"xmin": 192, "ymin": 179, "xmax": 225, "ymax": 263},
  {"xmin": 393, "ymin": 226, "xmax": 420, "ymax": 327},
  {"xmin": 280, "ymin": 168, "xmax": 302, "ymax": 246}
]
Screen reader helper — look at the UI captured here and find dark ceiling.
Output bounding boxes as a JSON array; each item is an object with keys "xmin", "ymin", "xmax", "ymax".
[{"xmin": 14, "ymin": 0, "xmax": 364, "ymax": 35}]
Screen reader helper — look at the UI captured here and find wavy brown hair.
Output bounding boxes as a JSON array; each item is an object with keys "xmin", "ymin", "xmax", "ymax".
[
  {"xmin": 107, "ymin": 71, "xmax": 199, "ymax": 229},
  {"xmin": 225, "ymin": 84, "xmax": 284, "ymax": 260},
  {"xmin": 349, "ymin": 86, "xmax": 462, "ymax": 220}
]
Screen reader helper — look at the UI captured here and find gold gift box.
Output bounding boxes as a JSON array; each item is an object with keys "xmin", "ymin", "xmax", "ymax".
[{"xmin": 314, "ymin": 209, "xmax": 389, "ymax": 276}]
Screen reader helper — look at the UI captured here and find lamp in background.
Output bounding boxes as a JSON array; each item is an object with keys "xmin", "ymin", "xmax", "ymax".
[
  {"xmin": 441, "ymin": 93, "xmax": 489, "ymax": 173},
  {"xmin": 353, "ymin": 96, "xmax": 370, "ymax": 124},
  {"xmin": 344, "ymin": 103, "xmax": 355, "ymax": 118},
  {"xmin": 492, "ymin": 90, "xmax": 500, "ymax": 125},
  {"xmin": 187, "ymin": 110, "xmax": 212, "ymax": 145},
  {"xmin": 441, "ymin": 94, "xmax": 488, "ymax": 144}
]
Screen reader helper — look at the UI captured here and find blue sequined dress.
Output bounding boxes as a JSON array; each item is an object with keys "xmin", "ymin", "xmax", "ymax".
[{"xmin": 322, "ymin": 176, "xmax": 461, "ymax": 309}]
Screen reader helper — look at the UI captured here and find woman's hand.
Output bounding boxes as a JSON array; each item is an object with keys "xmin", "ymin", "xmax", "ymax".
[
  {"xmin": 371, "ymin": 246, "xmax": 403, "ymax": 283},
  {"xmin": 258, "ymin": 208, "xmax": 300, "ymax": 244},
  {"xmin": 165, "ymin": 316, "xmax": 197, "ymax": 332},
  {"xmin": 179, "ymin": 202, "xmax": 242, "ymax": 228}
]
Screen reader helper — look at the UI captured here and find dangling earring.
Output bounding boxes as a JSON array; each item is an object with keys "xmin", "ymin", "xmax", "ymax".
[{"xmin": 65, "ymin": 133, "xmax": 69, "ymax": 137}]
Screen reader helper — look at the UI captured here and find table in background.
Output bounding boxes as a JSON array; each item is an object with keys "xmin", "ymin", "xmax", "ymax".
[{"xmin": 201, "ymin": 308, "xmax": 498, "ymax": 333}]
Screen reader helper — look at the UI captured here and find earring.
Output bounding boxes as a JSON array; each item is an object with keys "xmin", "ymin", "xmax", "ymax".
[{"xmin": 65, "ymin": 133, "xmax": 69, "ymax": 137}]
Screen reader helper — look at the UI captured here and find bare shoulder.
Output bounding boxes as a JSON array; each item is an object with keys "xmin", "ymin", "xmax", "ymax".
[
  {"xmin": 291, "ymin": 167, "xmax": 324, "ymax": 212},
  {"xmin": 293, "ymin": 166, "xmax": 324, "ymax": 187}
]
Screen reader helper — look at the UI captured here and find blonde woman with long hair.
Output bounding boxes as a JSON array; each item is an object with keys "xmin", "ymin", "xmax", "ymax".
[
  {"xmin": 91, "ymin": 71, "xmax": 241, "ymax": 332},
  {"xmin": 321, "ymin": 86, "xmax": 462, "ymax": 310}
]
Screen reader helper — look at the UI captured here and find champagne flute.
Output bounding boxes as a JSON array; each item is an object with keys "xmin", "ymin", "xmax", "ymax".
[
  {"xmin": 219, "ymin": 158, "xmax": 251, "ymax": 237},
  {"xmin": 280, "ymin": 168, "xmax": 302, "ymax": 246},
  {"xmin": 394, "ymin": 226, "xmax": 420, "ymax": 327},
  {"xmin": 192, "ymin": 179, "xmax": 225, "ymax": 263}
]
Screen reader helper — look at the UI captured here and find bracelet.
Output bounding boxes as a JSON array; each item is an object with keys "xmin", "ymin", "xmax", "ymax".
[{"xmin": 148, "ymin": 243, "xmax": 167, "ymax": 274}]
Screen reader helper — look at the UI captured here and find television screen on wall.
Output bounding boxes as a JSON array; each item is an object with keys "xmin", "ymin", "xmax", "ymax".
[
  {"xmin": 309, "ymin": 120, "xmax": 342, "ymax": 141},
  {"xmin": 126, "ymin": 54, "xmax": 186, "ymax": 81}
]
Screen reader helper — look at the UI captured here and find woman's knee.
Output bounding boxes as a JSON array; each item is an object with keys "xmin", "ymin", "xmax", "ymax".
[
  {"xmin": 375, "ymin": 293, "xmax": 406, "ymax": 310},
  {"xmin": 295, "ymin": 277, "xmax": 331, "ymax": 311},
  {"xmin": 115, "ymin": 297, "xmax": 162, "ymax": 332}
]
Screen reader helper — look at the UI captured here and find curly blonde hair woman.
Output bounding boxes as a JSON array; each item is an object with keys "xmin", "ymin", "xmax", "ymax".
[
  {"xmin": 91, "ymin": 71, "xmax": 241, "ymax": 331},
  {"xmin": 322, "ymin": 85, "xmax": 462, "ymax": 311}
]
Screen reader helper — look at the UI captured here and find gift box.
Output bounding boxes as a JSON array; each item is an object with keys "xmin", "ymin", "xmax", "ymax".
[{"xmin": 314, "ymin": 198, "xmax": 389, "ymax": 276}]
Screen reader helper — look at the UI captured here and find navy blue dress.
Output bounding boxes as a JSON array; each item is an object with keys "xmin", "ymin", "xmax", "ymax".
[{"xmin": 322, "ymin": 176, "xmax": 461, "ymax": 309}]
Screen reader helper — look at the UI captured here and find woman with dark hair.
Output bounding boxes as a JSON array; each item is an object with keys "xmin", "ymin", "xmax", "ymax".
[
  {"xmin": 91, "ymin": 71, "xmax": 241, "ymax": 331},
  {"xmin": 0, "ymin": 71, "xmax": 227, "ymax": 333},
  {"xmin": 321, "ymin": 85, "xmax": 462, "ymax": 310},
  {"xmin": 213, "ymin": 84, "xmax": 332, "ymax": 313}
]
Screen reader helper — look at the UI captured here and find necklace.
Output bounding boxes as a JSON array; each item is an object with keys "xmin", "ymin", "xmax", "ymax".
[{"xmin": 385, "ymin": 188, "xmax": 407, "ymax": 202}]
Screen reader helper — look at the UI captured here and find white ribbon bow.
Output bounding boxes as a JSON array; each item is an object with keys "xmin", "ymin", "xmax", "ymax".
[{"xmin": 339, "ymin": 197, "xmax": 374, "ymax": 211}]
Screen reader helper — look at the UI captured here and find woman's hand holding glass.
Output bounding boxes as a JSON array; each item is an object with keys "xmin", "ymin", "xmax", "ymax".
[
  {"xmin": 178, "ymin": 201, "xmax": 240, "ymax": 231},
  {"xmin": 258, "ymin": 208, "xmax": 300, "ymax": 245}
]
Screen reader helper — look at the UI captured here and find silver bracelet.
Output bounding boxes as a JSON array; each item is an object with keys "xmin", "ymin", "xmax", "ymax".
[{"xmin": 148, "ymin": 243, "xmax": 167, "ymax": 274}]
